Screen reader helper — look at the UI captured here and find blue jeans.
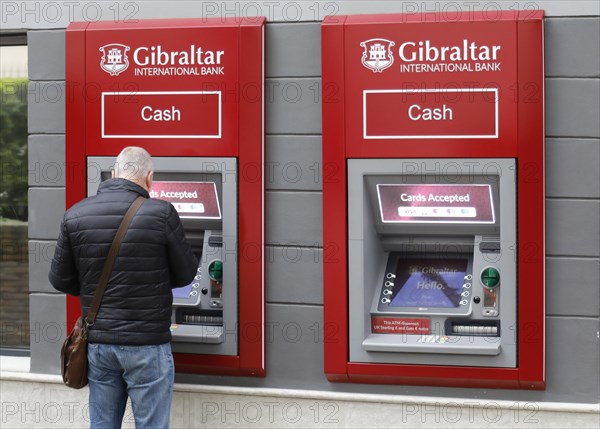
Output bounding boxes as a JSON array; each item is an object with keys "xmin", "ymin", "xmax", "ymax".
[{"xmin": 87, "ymin": 343, "xmax": 174, "ymax": 428}]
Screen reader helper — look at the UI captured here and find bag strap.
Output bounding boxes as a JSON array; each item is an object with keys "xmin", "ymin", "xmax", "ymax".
[{"xmin": 85, "ymin": 196, "xmax": 145, "ymax": 326}]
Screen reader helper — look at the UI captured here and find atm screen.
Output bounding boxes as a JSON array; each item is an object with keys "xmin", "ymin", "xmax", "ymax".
[
  {"xmin": 172, "ymin": 251, "xmax": 202, "ymax": 305},
  {"xmin": 173, "ymin": 283, "xmax": 194, "ymax": 299},
  {"xmin": 390, "ymin": 258, "xmax": 468, "ymax": 308},
  {"xmin": 172, "ymin": 278, "xmax": 201, "ymax": 306}
]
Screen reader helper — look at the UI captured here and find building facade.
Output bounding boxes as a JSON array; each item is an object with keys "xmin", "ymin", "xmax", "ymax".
[{"xmin": 1, "ymin": 1, "xmax": 599, "ymax": 427}]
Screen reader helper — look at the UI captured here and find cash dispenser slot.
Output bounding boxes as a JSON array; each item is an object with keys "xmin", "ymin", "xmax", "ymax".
[
  {"xmin": 173, "ymin": 307, "xmax": 224, "ymax": 344},
  {"xmin": 446, "ymin": 319, "xmax": 500, "ymax": 337},
  {"xmin": 176, "ymin": 308, "xmax": 223, "ymax": 326}
]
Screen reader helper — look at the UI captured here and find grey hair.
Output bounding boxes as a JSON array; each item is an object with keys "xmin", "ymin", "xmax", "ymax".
[{"xmin": 113, "ymin": 147, "xmax": 153, "ymax": 182}]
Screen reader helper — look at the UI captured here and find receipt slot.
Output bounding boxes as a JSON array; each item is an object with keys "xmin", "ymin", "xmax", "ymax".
[
  {"xmin": 67, "ymin": 18, "xmax": 265, "ymax": 376},
  {"xmin": 322, "ymin": 11, "xmax": 545, "ymax": 388}
]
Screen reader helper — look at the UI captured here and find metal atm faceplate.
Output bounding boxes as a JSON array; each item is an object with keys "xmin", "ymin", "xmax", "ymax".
[
  {"xmin": 348, "ymin": 158, "xmax": 517, "ymax": 367},
  {"xmin": 87, "ymin": 156, "xmax": 238, "ymax": 356}
]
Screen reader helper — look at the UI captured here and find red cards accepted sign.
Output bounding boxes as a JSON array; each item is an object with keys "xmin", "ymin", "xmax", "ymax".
[
  {"xmin": 150, "ymin": 181, "xmax": 221, "ymax": 219},
  {"xmin": 377, "ymin": 184, "xmax": 495, "ymax": 224},
  {"xmin": 371, "ymin": 317, "xmax": 431, "ymax": 334}
]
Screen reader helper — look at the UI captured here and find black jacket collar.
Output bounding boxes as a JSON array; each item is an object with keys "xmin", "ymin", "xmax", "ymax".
[{"xmin": 97, "ymin": 178, "xmax": 150, "ymax": 199}]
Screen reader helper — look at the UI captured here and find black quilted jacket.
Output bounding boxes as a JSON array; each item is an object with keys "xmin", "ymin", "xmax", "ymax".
[{"xmin": 49, "ymin": 178, "xmax": 198, "ymax": 345}]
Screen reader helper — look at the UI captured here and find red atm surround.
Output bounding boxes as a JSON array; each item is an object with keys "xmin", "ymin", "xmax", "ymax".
[
  {"xmin": 66, "ymin": 17, "xmax": 266, "ymax": 376},
  {"xmin": 322, "ymin": 11, "xmax": 545, "ymax": 389}
]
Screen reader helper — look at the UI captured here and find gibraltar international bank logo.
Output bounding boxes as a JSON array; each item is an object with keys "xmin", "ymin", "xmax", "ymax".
[
  {"xmin": 99, "ymin": 44, "xmax": 130, "ymax": 76},
  {"xmin": 360, "ymin": 39, "xmax": 395, "ymax": 73}
]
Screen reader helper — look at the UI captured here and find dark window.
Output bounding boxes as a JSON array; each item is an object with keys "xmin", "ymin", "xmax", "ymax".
[{"xmin": 1, "ymin": 35, "xmax": 29, "ymax": 350}]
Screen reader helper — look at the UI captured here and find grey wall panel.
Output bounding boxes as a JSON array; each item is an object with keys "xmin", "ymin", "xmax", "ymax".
[
  {"xmin": 266, "ymin": 136, "xmax": 322, "ymax": 191},
  {"xmin": 29, "ymin": 293, "xmax": 65, "ymax": 374},
  {"xmin": 261, "ymin": 304, "xmax": 327, "ymax": 388},
  {"xmin": 2, "ymin": 1, "xmax": 599, "ymax": 30},
  {"xmin": 28, "ymin": 187, "xmax": 65, "ymax": 240},
  {"xmin": 266, "ymin": 191, "xmax": 322, "ymax": 247},
  {"xmin": 266, "ymin": 79, "xmax": 321, "ymax": 135},
  {"xmin": 545, "ymin": 18, "xmax": 600, "ymax": 78},
  {"xmin": 27, "ymin": 30, "xmax": 66, "ymax": 80},
  {"xmin": 546, "ymin": 257, "xmax": 600, "ymax": 317},
  {"xmin": 266, "ymin": 23, "xmax": 321, "ymax": 77},
  {"xmin": 544, "ymin": 317, "xmax": 600, "ymax": 402},
  {"xmin": 546, "ymin": 79, "xmax": 600, "ymax": 138},
  {"xmin": 546, "ymin": 200, "xmax": 600, "ymax": 257},
  {"xmin": 266, "ymin": 246, "xmax": 323, "ymax": 305},
  {"xmin": 29, "ymin": 240, "xmax": 58, "ymax": 294},
  {"xmin": 173, "ymin": 304, "xmax": 329, "ymax": 390},
  {"xmin": 27, "ymin": 81, "xmax": 65, "ymax": 134},
  {"xmin": 546, "ymin": 138, "xmax": 600, "ymax": 198},
  {"xmin": 28, "ymin": 135, "xmax": 66, "ymax": 187}
]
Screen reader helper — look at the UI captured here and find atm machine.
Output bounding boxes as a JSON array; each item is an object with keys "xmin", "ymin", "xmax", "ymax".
[
  {"xmin": 322, "ymin": 11, "xmax": 545, "ymax": 388},
  {"xmin": 88, "ymin": 158, "xmax": 237, "ymax": 356},
  {"xmin": 67, "ymin": 17, "xmax": 266, "ymax": 376},
  {"xmin": 349, "ymin": 159, "xmax": 516, "ymax": 368}
]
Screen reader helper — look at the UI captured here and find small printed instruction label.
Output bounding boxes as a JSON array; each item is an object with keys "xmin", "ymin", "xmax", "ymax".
[{"xmin": 371, "ymin": 317, "xmax": 431, "ymax": 334}]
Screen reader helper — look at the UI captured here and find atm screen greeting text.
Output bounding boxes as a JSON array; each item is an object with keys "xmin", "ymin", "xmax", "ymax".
[{"xmin": 390, "ymin": 258, "xmax": 468, "ymax": 308}]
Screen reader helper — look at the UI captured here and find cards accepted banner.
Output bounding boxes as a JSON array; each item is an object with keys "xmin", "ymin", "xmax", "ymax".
[
  {"xmin": 150, "ymin": 181, "xmax": 221, "ymax": 219},
  {"xmin": 377, "ymin": 184, "xmax": 494, "ymax": 224}
]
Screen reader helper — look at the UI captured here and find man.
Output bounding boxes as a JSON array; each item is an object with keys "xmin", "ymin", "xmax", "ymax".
[{"xmin": 49, "ymin": 146, "xmax": 197, "ymax": 428}]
